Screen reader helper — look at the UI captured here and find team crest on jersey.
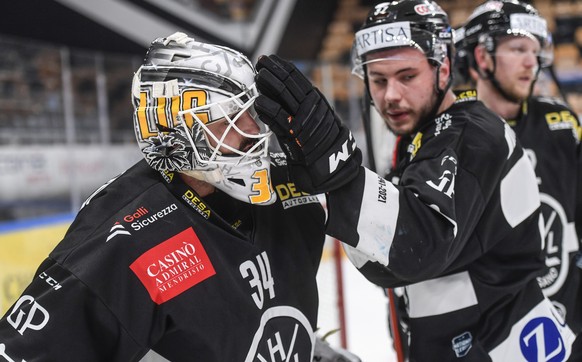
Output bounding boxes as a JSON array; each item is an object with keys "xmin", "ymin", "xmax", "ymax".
[
  {"xmin": 244, "ymin": 306, "xmax": 315, "ymax": 362},
  {"xmin": 536, "ymin": 194, "xmax": 579, "ymax": 297},
  {"xmin": 130, "ymin": 227, "xmax": 216, "ymax": 304}
]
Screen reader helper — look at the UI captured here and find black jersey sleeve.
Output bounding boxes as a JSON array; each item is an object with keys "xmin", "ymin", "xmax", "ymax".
[
  {"xmin": 326, "ymin": 103, "xmax": 541, "ymax": 287},
  {"xmin": 0, "ymin": 258, "xmax": 147, "ymax": 362}
]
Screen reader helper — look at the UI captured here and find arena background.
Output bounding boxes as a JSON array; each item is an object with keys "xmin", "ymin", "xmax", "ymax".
[{"xmin": 0, "ymin": 0, "xmax": 581, "ymax": 360}]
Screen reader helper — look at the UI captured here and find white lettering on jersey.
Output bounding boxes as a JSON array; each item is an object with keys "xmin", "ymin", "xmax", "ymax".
[
  {"xmin": 426, "ymin": 155, "xmax": 457, "ymax": 198},
  {"xmin": 240, "ymin": 252, "xmax": 275, "ymax": 310},
  {"xmin": 7, "ymin": 295, "xmax": 50, "ymax": 335},
  {"xmin": 0, "ymin": 344, "xmax": 26, "ymax": 362},
  {"xmin": 38, "ymin": 272, "xmax": 62, "ymax": 291}
]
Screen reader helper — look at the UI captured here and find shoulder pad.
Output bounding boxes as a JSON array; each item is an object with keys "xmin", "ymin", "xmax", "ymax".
[{"xmin": 532, "ymin": 96, "xmax": 571, "ymax": 110}]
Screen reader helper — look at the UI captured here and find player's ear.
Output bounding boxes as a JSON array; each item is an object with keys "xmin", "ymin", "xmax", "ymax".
[
  {"xmin": 474, "ymin": 45, "xmax": 491, "ymax": 73},
  {"xmin": 439, "ymin": 56, "xmax": 451, "ymax": 89}
]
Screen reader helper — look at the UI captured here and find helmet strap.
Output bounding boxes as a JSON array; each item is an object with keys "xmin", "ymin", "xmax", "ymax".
[{"xmin": 422, "ymin": 60, "xmax": 452, "ymax": 129}]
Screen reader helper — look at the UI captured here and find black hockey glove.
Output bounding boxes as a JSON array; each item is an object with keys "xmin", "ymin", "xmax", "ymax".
[{"xmin": 254, "ymin": 54, "xmax": 362, "ymax": 194}]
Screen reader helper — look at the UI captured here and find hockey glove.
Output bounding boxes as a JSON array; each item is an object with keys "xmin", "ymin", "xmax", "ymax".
[{"xmin": 254, "ymin": 54, "xmax": 362, "ymax": 194}]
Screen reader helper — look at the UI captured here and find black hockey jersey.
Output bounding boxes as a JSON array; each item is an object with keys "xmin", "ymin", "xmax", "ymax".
[
  {"xmin": 0, "ymin": 155, "xmax": 326, "ymax": 361},
  {"xmin": 506, "ymin": 96, "xmax": 582, "ymax": 335},
  {"xmin": 326, "ymin": 94, "xmax": 576, "ymax": 361}
]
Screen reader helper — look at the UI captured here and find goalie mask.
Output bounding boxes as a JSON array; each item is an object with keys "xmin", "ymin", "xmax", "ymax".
[{"xmin": 132, "ymin": 32, "xmax": 276, "ymax": 205}]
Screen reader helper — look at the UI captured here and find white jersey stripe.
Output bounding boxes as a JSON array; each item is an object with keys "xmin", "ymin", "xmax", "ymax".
[
  {"xmin": 353, "ymin": 168, "xmax": 400, "ymax": 267},
  {"xmin": 406, "ymin": 271, "xmax": 477, "ymax": 318},
  {"xmin": 500, "ymin": 153, "xmax": 540, "ymax": 227}
]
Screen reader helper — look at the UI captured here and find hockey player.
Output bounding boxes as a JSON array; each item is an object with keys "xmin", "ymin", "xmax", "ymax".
[
  {"xmin": 0, "ymin": 33, "xmax": 361, "ymax": 361},
  {"xmin": 253, "ymin": 0, "xmax": 576, "ymax": 360},
  {"xmin": 455, "ymin": 0, "xmax": 582, "ymax": 357}
]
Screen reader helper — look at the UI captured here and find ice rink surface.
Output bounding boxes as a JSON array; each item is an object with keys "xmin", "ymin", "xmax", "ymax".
[{"xmin": 316, "ymin": 252, "xmax": 397, "ymax": 362}]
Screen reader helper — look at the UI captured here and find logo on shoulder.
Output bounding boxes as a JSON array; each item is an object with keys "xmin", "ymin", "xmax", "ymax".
[
  {"xmin": 455, "ymin": 89, "xmax": 477, "ymax": 102},
  {"xmin": 182, "ymin": 191, "xmax": 211, "ymax": 219},
  {"xmin": 130, "ymin": 227, "xmax": 216, "ymax": 304},
  {"xmin": 545, "ymin": 110, "xmax": 580, "ymax": 141},
  {"xmin": 435, "ymin": 113, "xmax": 452, "ymax": 136},
  {"xmin": 7, "ymin": 295, "xmax": 50, "ymax": 335},
  {"xmin": 107, "ymin": 204, "xmax": 179, "ymax": 242},
  {"xmin": 106, "ymin": 222, "xmax": 131, "ymax": 242}
]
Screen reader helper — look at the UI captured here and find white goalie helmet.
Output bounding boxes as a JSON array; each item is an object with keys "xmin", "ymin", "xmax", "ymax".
[{"xmin": 132, "ymin": 32, "xmax": 276, "ymax": 205}]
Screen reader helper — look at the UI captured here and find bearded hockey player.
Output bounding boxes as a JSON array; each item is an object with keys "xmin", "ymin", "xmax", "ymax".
[
  {"xmin": 252, "ymin": 0, "xmax": 576, "ymax": 360},
  {"xmin": 456, "ymin": 0, "xmax": 582, "ymax": 357}
]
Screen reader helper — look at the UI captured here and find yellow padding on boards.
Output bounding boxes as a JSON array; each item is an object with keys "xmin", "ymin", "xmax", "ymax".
[{"xmin": 0, "ymin": 223, "xmax": 68, "ymax": 315}]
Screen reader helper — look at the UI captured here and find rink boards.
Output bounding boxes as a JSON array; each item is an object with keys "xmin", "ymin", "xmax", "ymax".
[{"xmin": 0, "ymin": 215, "xmax": 72, "ymax": 315}]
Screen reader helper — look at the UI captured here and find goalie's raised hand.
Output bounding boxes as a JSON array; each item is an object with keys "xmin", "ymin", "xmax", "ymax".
[{"xmin": 255, "ymin": 54, "xmax": 362, "ymax": 194}]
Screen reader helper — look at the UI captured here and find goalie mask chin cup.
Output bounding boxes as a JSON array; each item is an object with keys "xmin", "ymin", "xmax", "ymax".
[
  {"xmin": 351, "ymin": 0, "xmax": 454, "ymax": 79},
  {"xmin": 132, "ymin": 32, "xmax": 276, "ymax": 205}
]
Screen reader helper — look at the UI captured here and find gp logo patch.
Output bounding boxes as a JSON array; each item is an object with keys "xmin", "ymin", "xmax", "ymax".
[
  {"xmin": 7, "ymin": 295, "xmax": 50, "ymax": 335},
  {"xmin": 130, "ymin": 227, "xmax": 216, "ymax": 304}
]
